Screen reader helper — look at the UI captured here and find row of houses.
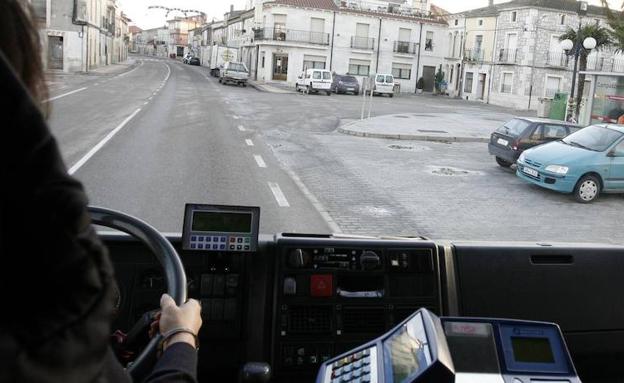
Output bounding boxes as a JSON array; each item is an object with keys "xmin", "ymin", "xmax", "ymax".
[
  {"xmin": 32, "ymin": 0, "xmax": 130, "ymax": 73},
  {"xmin": 131, "ymin": 0, "xmax": 623, "ymax": 122},
  {"xmin": 446, "ymin": 0, "xmax": 624, "ymax": 124}
]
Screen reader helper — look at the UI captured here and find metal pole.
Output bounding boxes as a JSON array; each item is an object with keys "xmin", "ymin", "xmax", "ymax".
[
  {"xmin": 361, "ymin": 79, "xmax": 367, "ymax": 120},
  {"xmin": 414, "ymin": 22, "xmax": 423, "ymax": 93},
  {"xmin": 568, "ymin": 18, "xmax": 582, "ymax": 121},
  {"xmin": 367, "ymin": 78, "xmax": 374, "ymax": 119}
]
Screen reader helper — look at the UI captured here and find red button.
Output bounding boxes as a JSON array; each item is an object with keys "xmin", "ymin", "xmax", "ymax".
[{"xmin": 310, "ymin": 274, "xmax": 333, "ymax": 297}]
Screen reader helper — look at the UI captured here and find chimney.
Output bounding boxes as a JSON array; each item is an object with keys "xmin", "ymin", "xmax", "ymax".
[
  {"xmin": 230, "ymin": 4, "xmax": 234, "ymax": 13},
  {"xmin": 488, "ymin": 0, "xmax": 493, "ymax": 5}
]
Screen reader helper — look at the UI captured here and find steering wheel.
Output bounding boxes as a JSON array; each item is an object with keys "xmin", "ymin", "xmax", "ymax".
[{"xmin": 88, "ymin": 206, "xmax": 187, "ymax": 380}]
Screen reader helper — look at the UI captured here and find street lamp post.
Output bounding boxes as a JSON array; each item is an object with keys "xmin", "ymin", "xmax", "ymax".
[{"xmin": 559, "ymin": 1, "xmax": 594, "ymax": 123}]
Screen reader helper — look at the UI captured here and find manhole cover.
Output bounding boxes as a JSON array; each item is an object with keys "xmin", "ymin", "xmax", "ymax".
[
  {"xmin": 426, "ymin": 166, "xmax": 483, "ymax": 176},
  {"xmin": 394, "ymin": 115, "xmax": 410, "ymax": 118},
  {"xmin": 418, "ymin": 129, "xmax": 448, "ymax": 133}
]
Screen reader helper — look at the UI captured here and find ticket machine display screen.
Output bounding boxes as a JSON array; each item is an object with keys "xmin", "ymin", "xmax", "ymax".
[
  {"xmin": 182, "ymin": 204, "xmax": 260, "ymax": 252},
  {"xmin": 383, "ymin": 312, "xmax": 433, "ymax": 383},
  {"xmin": 511, "ymin": 337, "xmax": 555, "ymax": 364}
]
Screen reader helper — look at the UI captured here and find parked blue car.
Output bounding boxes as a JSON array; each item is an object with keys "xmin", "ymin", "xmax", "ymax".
[{"xmin": 516, "ymin": 124, "xmax": 624, "ymax": 202}]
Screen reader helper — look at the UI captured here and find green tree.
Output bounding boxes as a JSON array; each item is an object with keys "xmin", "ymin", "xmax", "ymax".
[
  {"xmin": 601, "ymin": 1, "xmax": 624, "ymax": 52},
  {"xmin": 559, "ymin": 24, "xmax": 612, "ymax": 117}
]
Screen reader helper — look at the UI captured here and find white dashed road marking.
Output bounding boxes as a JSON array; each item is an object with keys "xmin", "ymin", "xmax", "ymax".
[
  {"xmin": 245, "ymin": 139, "xmax": 254, "ymax": 146},
  {"xmin": 238, "ymin": 125, "xmax": 246, "ymax": 132},
  {"xmin": 68, "ymin": 108, "xmax": 141, "ymax": 175},
  {"xmin": 254, "ymin": 155, "xmax": 267, "ymax": 168},
  {"xmin": 268, "ymin": 182, "xmax": 290, "ymax": 207},
  {"xmin": 232, "ymin": 115, "xmax": 240, "ymax": 120}
]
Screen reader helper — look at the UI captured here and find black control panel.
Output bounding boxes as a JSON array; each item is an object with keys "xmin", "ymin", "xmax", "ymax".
[{"xmin": 271, "ymin": 237, "xmax": 441, "ymax": 380}]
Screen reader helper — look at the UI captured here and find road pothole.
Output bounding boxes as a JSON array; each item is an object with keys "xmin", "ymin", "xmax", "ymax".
[{"xmin": 426, "ymin": 166, "xmax": 483, "ymax": 176}]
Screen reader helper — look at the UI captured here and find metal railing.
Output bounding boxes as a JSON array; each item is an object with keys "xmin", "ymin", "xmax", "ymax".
[
  {"xmin": 394, "ymin": 41, "xmax": 417, "ymax": 54},
  {"xmin": 351, "ymin": 36, "xmax": 375, "ymax": 50},
  {"xmin": 498, "ymin": 48, "xmax": 518, "ymax": 64},
  {"xmin": 587, "ymin": 56, "xmax": 624, "ymax": 73},
  {"xmin": 464, "ymin": 49, "xmax": 484, "ymax": 62},
  {"xmin": 546, "ymin": 51, "xmax": 568, "ymax": 67},
  {"xmin": 253, "ymin": 28, "xmax": 329, "ymax": 45}
]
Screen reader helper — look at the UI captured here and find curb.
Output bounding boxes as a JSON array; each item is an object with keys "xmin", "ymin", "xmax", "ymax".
[
  {"xmin": 248, "ymin": 81, "xmax": 296, "ymax": 94},
  {"xmin": 337, "ymin": 120, "xmax": 490, "ymax": 143}
]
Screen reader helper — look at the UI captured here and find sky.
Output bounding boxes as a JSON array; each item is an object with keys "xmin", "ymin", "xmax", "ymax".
[{"xmin": 119, "ymin": 0, "xmax": 621, "ymax": 29}]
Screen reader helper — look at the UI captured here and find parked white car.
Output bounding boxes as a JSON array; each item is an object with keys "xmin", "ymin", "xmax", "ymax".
[
  {"xmin": 296, "ymin": 69, "xmax": 332, "ymax": 95},
  {"xmin": 368, "ymin": 73, "xmax": 395, "ymax": 97},
  {"xmin": 219, "ymin": 62, "xmax": 249, "ymax": 86}
]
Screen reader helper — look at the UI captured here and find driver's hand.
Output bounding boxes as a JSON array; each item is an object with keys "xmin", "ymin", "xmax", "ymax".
[{"xmin": 159, "ymin": 294, "xmax": 202, "ymax": 350}]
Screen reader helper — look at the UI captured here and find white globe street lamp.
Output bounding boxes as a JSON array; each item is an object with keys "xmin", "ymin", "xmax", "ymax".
[{"xmin": 583, "ymin": 37, "xmax": 597, "ymax": 50}]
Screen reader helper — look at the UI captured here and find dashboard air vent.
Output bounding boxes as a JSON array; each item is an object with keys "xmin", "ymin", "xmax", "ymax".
[
  {"xmin": 287, "ymin": 306, "xmax": 332, "ymax": 334},
  {"xmin": 342, "ymin": 306, "xmax": 386, "ymax": 334}
]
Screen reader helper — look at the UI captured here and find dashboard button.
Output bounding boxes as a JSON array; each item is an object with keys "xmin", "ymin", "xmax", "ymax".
[
  {"xmin": 220, "ymin": 244, "xmax": 226, "ymax": 250},
  {"xmin": 221, "ymin": 236, "xmax": 226, "ymax": 242},
  {"xmin": 244, "ymin": 237, "xmax": 250, "ymax": 243},
  {"xmin": 236, "ymin": 245, "xmax": 242, "ymax": 250},
  {"xmin": 237, "ymin": 237, "xmax": 243, "ymax": 243},
  {"xmin": 212, "ymin": 244, "xmax": 219, "ymax": 250},
  {"xmin": 191, "ymin": 243, "xmax": 196, "ymax": 249},
  {"xmin": 198, "ymin": 236, "xmax": 204, "ymax": 242},
  {"xmin": 229, "ymin": 245, "xmax": 236, "ymax": 250},
  {"xmin": 230, "ymin": 237, "xmax": 236, "ymax": 243},
  {"xmin": 244, "ymin": 245, "xmax": 250, "ymax": 251},
  {"xmin": 191, "ymin": 236, "xmax": 196, "ymax": 241},
  {"xmin": 212, "ymin": 236, "xmax": 219, "ymax": 242},
  {"xmin": 198, "ymin": 244, "xmax": 204, "ymax": 249}
]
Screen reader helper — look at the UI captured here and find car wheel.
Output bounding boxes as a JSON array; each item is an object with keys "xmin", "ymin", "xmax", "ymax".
[
  {"xmin": 304, "ymin": 86, "xmax": 309, "ymax": 95},
  {"xmin": 354, "ymin": 91, "xmax": 359, "ymax": 96},
  {"xmin": 218, "ymin": 78, "xmax": 222, "ymax": 83},
  {"xmin": 389, "ymin": 93, "xmax": 394, "ymax": 98},
  {"xmin": 242, "ymin": 83, "xmax": 247, "ymax": 87},
  {"xmin": 574, "ymin": 174, "xmax": 601, "ymax": 203},
  {"xmin": 495, "ymin": 157, "xmax": 512, "ymax": 167},
  {"xmin": 326, "ymin": 91, "xmax": 331, "ymax": 96}
]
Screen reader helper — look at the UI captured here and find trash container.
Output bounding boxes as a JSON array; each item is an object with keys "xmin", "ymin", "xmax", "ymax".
[
  {"xmin": 537, "ymin": 98, "xmax": 552, "ymax": 118},
  {"xmin": 549, "ymin": 92, "xmax": 568, "ymax": 121}
]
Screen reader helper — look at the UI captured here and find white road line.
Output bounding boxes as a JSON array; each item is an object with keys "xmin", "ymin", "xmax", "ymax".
[
  {"xmin": 232, "ymin": 115, "xmax": 240, "ymax": 120},
  {"xmin": 94, "ymin": 83, "xmax": 99, "ymax": 86},
  {"xmin": 238, "ymin": 125, "xmax": 246, "ymax": 132},
  {"xmin": 282, "ymin": 167, "xmax": 342, "ymax": 233},
  {"xmin": 144, "ymin": 101, "xmax": 148, "ymax": 105},
  {"xmin": 268, "ymin": 182, "xmax": 290, "ymax": 207},
  {"xmin": 254, "ymin": 155, "xmax": 267, "ymax": 168},
  {"xmin": 68, "ymin": 108, "xmax": 141, "ymax": 175},
  {"xmin": 148, "ymin": 97, "xmax": 153, "ymax": 100},
  {"xmin": 245, "ymin": 139, "xmax": 254, "ymax": 146},
  {"xmin": 44, "ymin": 87, "xmax": 88, "ymax": 103}
]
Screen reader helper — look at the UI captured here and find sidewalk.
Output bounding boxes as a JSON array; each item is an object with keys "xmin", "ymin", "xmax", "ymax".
[
  {"xmin": 338, "ymin": 113, "xmax": 501, "ymax": 143},
  {"xmin": 248, "ymin": 80, "xmax": 296, "ymax": 94},
  {"xmin": 46, "ymin": 59, "xmax": 139, "ymax": 94}
]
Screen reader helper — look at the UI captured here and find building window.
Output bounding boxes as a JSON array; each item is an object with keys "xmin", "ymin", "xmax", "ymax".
[
  {"xmin": 303, "ymin": 55, "xmax": 326, "ymax": 70},
  {"xmin": 560, "ymin": 15, "xmax": 566, "ymax": 25},
  {"xmin": 454, "ymin": 19, "xmax": 458, "ymax": 26},
  {"xmin": 501, "ymin": 72, "xmax": 513, "ymax": 93},
  {"xmin": 392, "ymin": 63, "xmax": 411, "ymax": 79},
  {"xmin": 348, "ymin": 59, "xmax": 370, "ymax": 76},
  {"xmin": 31, "ymin": 0, "xmax": 46, "ymax": 21},
  {"xmin": 478, "ymin": 19, "xmax": 483, "ymax": 26},
  {"xmin": 425, "ymin": 31, "xmax": 434, "ymax": 51},
  {"xmin": 464, "ymin": 72, "xmax": 474, "ymax": 93},
  {"xmin": 545, "ymin": 76, "xmax": 562, "ymax": 97},
  {"xmin": 261, "ymin": 52, "xmax": 265, "ymax": 68},
  {"xmin": 511, "ymin": 11, "xmax": 517, "ymax": 22}
]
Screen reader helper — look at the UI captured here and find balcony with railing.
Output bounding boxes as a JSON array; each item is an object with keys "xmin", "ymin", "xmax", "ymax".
[
  {"xmin": 498, "ymin": 48, "xmax": 518, "ymax": 64},
  {"xmin": 464, "ymin": 49, "xmax": 485, "ymax": 62},
  {"xmin": 351, "ymin": 36, "xmax": 375, "ymax": 50},
  {"xmin": 587, "ymin": 55, "xmax": 624, "ymax": 73},
  {"xmin": 394, "ymin": 41, "xmax": 417, "ymax": 55},
  {"xmin": 546, "ymin": 51, "xmax": 568, "ymax": 67},
  {"xmin": 253, "ymin": 28, "xmax": 329, "ymax": 45}
]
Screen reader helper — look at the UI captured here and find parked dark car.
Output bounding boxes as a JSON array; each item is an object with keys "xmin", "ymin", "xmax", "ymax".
[
  {"xmin": 331, "ymin": 74, "xmax": 360, "ymax": 95},
  {"xmin": 488, "ymin": 117, "xmax": 581, "ymax": 167},
  {"xmin": 189, "ymin": 57, "xmax": 200, "ymax": 66}
]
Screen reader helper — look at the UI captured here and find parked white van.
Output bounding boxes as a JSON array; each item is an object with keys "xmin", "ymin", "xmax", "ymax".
[
  {"xmin": 296, "ymin": 69, "xmax": 332, "ymax": 95},
  {"xmin": 368, "ymin": 74, "xmax": 395, "ymax": 97},
  {"xmin": 219, "ymin": 61, "xmax": 249, "ymax": 86}
]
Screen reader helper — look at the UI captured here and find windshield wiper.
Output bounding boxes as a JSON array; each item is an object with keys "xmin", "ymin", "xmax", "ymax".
[{"xmin": 566, "ymin": 141, "xmax": 595, "ymax": 151}]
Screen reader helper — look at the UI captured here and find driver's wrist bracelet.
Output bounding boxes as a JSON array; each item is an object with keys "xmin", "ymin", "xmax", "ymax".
[{"xmin": 161, "ymin": 327, "xmax": 200, "ymax": 351}]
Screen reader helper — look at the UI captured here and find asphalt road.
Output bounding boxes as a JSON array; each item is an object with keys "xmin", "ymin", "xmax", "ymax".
[
  {"xmin": 47, "ymin": 57, "xmax": 332, "ymax": 234},
  {"xmin": 47, "ymin": 55, "xmax": 624, "ymax": 244}
]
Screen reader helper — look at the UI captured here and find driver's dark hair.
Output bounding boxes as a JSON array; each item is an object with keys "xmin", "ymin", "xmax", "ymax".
[{"xmin": 0, "ymin": 0, "xmax": 49, "ymax": 114}]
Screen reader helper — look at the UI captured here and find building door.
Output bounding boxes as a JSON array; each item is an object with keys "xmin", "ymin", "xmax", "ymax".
[
  {"xmin": 273, "ymin": 54, "xmax": 288, "ymax": 81},
  {"xmin": 478, "ymin": 73, "xmax": 486, "ymax": 100},
  {"xmin": 422, "ymin": 65, "xmax": 435, "ymax": 92},
  {"xmin": 48, "ymin": 36, "xmax": 63, "ymax": 70},
  {"xmin": 177, "ymin": 46, "xmax": 184, "ymax": 57}
]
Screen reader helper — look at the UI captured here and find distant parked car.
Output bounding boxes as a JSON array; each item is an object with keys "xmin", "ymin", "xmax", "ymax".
[
  {"xmin": 488, "ymin": 117, "xmax": 581, "ymax": 167},
  {"xmin": 219, "ymin": 61, "xmax": 249, "ymax": 86},
  {"xmin": 366, "ymin": 74, "xmax": 394, "ymax": 97},
  {"xmin": 331, "ymin": 74, "xmax": 360, "ymax": 95},
  {"xmin": 516, "ymin": 124, "xmax": 624, "ymax": 203},
  {"xmin": 296, "ymin": 69, "xmax": 332, "ymax": 95},
  {"xmin": 189, "ymin": 57, "xmax": 200, "ymax": 66}
]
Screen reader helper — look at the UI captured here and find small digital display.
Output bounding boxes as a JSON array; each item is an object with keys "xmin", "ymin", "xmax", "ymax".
[
  {"xmin": 511, "ymin": 337, "xmax": 555, "ymax": 364},
  {"xmin": 383, "ymin": 312, "xmax": 432, "ymax": 383},
  {"xmin": 192, "ymin": 211, "xmax": 252, "ymax": 233}
]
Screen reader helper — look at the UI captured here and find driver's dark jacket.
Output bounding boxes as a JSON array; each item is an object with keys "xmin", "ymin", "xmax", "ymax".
[{"xmin": 0, "ymin": 53, "xmax": 197, "ymax": 382}]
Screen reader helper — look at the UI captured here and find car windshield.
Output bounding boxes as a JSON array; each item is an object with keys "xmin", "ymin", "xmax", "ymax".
[
  {"xmin": 496, "ymin": 119, "xmax": 531, "ymax": 136},
  {"xmin": 562, "ymin": 125, "xmax": 624, "ymax": 152},
  {"xmin": 42, "ymin": 0, "xmax": 623, "ymax": 246}
]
